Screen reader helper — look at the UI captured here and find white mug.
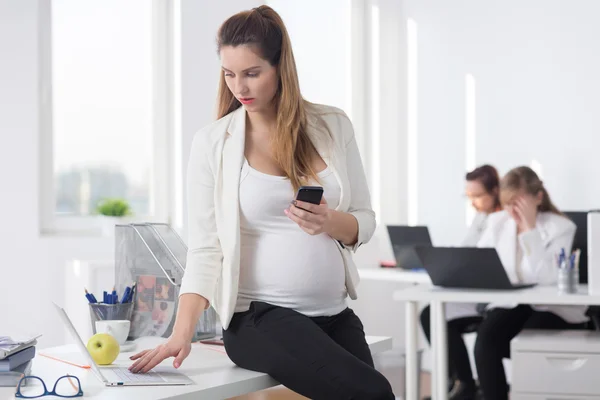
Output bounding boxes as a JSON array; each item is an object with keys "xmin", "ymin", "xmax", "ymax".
[{"xmin": 95, "ymin": 320, "xmax": 131, "ymax": 345}]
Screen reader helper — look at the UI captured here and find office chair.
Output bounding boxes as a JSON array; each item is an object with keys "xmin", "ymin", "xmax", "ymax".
[
  {"xmin": 564, "ymin": 211, "xmax": 588, "ymax": 284},
  {"xmin": 564, "ymin": 211, "xmax": 600, "ymax": 331}
]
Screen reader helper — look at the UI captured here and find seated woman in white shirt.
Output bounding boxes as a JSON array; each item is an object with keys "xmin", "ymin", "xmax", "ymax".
[
  {"xmin": 474, "ymin": 166, "xmax": 588, "ymax": 400},
  {"xmin": 420, "ymin": 164, "xmax": 502, "ymax": 400},
  {"xmin": 128, "ymin": 6, "xmax": 394, "ymax": 399}
]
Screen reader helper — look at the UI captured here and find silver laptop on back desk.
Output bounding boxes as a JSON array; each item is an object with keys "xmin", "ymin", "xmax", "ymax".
[{"xmin": 53, "ymin": 303, "xmax": 193, "ymax": 386}]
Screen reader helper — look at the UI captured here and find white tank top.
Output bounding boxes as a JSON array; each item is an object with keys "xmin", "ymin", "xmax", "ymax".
[{"xmin": 235, "ymin": 159, "xmax": 347, "ymax": 316}]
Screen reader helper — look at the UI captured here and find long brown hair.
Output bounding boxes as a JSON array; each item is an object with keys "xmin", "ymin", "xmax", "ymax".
[
  {"xmin": 500, "ymin": 166, "xmax": 562, "ymax": 215},
  {"xmin": 466, "ymin": 164, "xmax": 501, "ymax": 210},
  {"xmin": 216, "ymin": 5, "xmax": 320, "ymax": 191}
]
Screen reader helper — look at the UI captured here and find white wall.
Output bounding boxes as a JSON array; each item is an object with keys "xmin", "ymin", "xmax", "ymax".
[
  {"xmin": 400, "ymin": 0, "xmax": 600, "ymax": 245},
  {"xmin": 267, "ymin": 0, "xmax": 352, "ymax": 115},
  {"xmin": 0, "ymin": 0, "xmax": 114, "ymax": 348}
]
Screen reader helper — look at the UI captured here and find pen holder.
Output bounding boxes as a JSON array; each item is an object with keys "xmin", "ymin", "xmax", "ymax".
[
  {"xmin": 89, "ymin": 302, "xmax": 134, "ymax": 334},
  {"xmin": 558, "ymin": 267, "xmax": 578, "ymax": 295}
]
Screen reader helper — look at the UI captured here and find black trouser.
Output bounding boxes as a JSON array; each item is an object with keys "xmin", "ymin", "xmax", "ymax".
[
  {"xmin": 475, "ymin": 305, "xmax": 587, "ymax": 400},
  {"xmin": 420, "ymin": 305, "xmax": 483, "ymax": 386},
  {"xmin": 223, "ymin": 301, "xmax": 395, "ymax": 400}
]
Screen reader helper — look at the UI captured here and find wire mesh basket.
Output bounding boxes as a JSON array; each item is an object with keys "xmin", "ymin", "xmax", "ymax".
[{"xmin": 115, "ymin": 223, "xmax": 217, "ymax": 341}]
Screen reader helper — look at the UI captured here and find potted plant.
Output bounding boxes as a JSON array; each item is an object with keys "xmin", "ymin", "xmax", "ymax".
[{"xmin": 95, "ymin": 198, "xmax": 132, "ymax": 236}]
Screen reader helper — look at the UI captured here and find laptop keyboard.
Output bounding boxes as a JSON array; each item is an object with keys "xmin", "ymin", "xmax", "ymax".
[{"xmin": 112, "ymin": 367, "xmax": 166, "ymax": 383}]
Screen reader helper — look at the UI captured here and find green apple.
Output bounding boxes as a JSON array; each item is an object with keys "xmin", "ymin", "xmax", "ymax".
[{"xmin": 86, "ymin": 333, "xmax": 120, "ymax": 365}]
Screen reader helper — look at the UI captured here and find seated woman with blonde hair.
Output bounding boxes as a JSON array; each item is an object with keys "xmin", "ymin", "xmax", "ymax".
[{"xmin": 474, "ymin": 166, "xmax": 588, "ymax": 400}]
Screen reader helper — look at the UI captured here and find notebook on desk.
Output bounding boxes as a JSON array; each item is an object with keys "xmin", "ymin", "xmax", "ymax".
[
  {"xmin": 414, "ymin": 247, "xmax": 536, "ymax": 290},
  {"xmin": 0, "ymin": 346, "xmax": 35, "ymax": 372},
  {"xmin": 0, "ymin": 360, "xmax": 32, "ymax": 387},
  {"xmin": 53, "ymin": 303, "xmax": 193, "ymax": 387}
]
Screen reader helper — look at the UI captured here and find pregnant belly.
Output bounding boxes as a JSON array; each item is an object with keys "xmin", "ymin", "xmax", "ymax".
[{"xmin": 238, "ymin": 232, "xmax": 346, "ymax": 303}]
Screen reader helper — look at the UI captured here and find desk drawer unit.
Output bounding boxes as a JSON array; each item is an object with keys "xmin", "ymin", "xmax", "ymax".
[{"xmin": 511, "ymin": 330, "xmax": 600, "ymax": 397}]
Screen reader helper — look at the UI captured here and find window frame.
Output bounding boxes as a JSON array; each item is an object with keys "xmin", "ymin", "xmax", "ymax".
[{"xmin": 39, "ymin": 0, "xmax": 178, "ymax": 236}]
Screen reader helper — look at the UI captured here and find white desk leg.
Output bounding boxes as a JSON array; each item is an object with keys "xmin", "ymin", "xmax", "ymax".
[
  {"xmin": 430, "ymin": 302, "xmax": 437, "ymax": 398},
  {"xmin": 405, "ymin": 301, "xmax": 418, "ymax": 400},
  {"xmin": 431, "ymin": 301, "xmax": 448, "ymax": 400}
]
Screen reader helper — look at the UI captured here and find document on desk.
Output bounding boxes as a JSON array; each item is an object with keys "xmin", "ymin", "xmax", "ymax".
[{"xmin": 0, "ymin": 335, "xmax": 41, "ymax": 360}]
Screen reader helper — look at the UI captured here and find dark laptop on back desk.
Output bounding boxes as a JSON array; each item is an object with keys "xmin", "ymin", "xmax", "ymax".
[
  {"xmin": 414, "ymin": 247, "xmax": 536, "ymax": 290},
  {"xmin": 386, "ymin": 226, "xmax": 432, "ymax": 269}
]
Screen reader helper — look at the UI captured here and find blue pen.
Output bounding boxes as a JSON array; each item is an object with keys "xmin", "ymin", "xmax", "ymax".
[
  {"xmin": 558, "ymin": 248, "xmax": 566, "ymax": 268},
  {"xmin": 84, "ymin": 288, "xmax": 96, "ymax": 304},
  {"xmin": 120, "ymin": 287, "xmax": 131, "ymax": 304},
  {"xmin": 125, "ymin": 283, "xmax": 136, "ymax": 303},
  {"xmin": 569, "ymin": 253, "xmax": 576, "ymax": 269}
]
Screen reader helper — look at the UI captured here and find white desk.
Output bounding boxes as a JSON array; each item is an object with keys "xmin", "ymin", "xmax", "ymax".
[
  {"xmin": 0, "ymin": 336, "xmax": 392, "ymax": 400},
  {"xmin": 393, "ymin": 284, "xmax": 600, "ymax": 400},
  {"xmin": 359, "ymin": 267, "xmax": 431, "ymax": 284}
]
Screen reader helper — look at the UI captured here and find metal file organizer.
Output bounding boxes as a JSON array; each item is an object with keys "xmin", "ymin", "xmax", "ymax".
[{"xmin": 115, "ymin": 223, "xmax": 217, "ymax": 340}]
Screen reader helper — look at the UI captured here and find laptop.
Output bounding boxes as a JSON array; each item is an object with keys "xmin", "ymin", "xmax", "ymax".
[
  {"xmin": 414, "ymin": 247, "xmax": 536, "ymax": 290},
  {"xmin": 53, "ymin": 303, "xmax": 194, "ymax": 386},
  {"xmin": 386, "ymin": 226, "xmax": 433, "ymax": 269}
]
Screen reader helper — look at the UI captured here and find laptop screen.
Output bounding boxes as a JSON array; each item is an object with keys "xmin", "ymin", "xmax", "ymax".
[
  {"xmin": 387, "ymin": 226, "xmax": 432, "ymax": 246},
  {"xmin": 53, "ymin": 303, "xmax": 107, "ymax": 383}
]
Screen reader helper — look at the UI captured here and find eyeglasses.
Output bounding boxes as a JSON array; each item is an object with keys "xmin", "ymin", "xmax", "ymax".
[{"xmin": 15, "ymin": 374, "xmax": 83, "ymax": 398}]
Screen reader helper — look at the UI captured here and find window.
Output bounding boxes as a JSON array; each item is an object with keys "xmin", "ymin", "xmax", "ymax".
[
  {"xmin": 41, "ymin": 0, "xmax": 176, "ymax": 234},
  {"xmin": 266, "ymin": 0, "xmax": 354, "ymax": 118},
  {"xmin": 266, "ymin": 0, "xmax": 375, "ymax": 216}
]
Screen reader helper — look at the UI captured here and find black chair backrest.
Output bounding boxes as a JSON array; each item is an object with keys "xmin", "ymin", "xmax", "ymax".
[{"xmin": 564, "ymin": 211, "xmax": 588, "ymax": 284}]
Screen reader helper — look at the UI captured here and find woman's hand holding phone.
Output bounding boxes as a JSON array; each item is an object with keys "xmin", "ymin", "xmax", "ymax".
[{"xmin": 285, "ymin": 197, "xmax": 331, "ymax": 235}]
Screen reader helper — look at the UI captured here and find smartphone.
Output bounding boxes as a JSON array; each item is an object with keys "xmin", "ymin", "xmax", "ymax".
[{"xmin": 295, "ymin": 186, "xmax": 324, "ymax": 206}]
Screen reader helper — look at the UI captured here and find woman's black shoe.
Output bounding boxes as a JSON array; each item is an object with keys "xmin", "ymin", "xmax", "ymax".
[
  {"xmin": 421, "ymin": 378, "xmax": 457, "ymax": 400},
  {"xmin": 447, "ymin": 380, "xmax": 477, "ymax": 400}
]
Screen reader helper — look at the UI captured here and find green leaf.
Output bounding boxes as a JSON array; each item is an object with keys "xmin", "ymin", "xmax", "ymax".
[{"xmin": 95, "ymin": 198, "xmax": 132, "ymax": 217}]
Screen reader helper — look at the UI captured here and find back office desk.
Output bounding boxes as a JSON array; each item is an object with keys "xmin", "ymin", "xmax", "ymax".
[
  {"xmin": 358, "ymin": 267, "xmax": 431, "ymax": 284},
  {"xmin": 394, "ymin": 284, "xmax": 600, "ymax": 400}
]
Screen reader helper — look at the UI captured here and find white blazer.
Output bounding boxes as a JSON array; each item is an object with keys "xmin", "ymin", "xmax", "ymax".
[
  {"xmin": 478, "ymin": 210, "xmax": 588, "ymax": 323},
  {"xmin": 461, "ymin": 212, "xmax": 490, "ymax": 247},
  {"xmin": 179, "ymin": 103, "xmax": 376, "ymax": 329}
]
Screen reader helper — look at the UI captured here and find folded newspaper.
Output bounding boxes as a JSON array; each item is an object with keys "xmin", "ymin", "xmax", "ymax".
[{"xmin": 0, "ymin": 335, "xmax": 41, "ymax": 360}]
